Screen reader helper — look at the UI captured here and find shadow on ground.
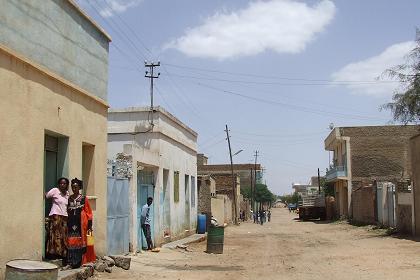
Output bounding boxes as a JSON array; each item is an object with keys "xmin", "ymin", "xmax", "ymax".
[{"xmin": 146, "ymin": 263, "xmax": 245, "ymax": 272}]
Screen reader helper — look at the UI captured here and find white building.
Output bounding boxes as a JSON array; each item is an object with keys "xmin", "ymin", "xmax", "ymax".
[{"xmin": 108, "ymin": 107, "xmax": 198, "ymax": 252}]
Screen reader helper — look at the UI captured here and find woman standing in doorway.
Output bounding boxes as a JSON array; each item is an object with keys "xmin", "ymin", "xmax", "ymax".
[
  {"xmin": 67, "ymin": 178, "xmax": 95, "ymax": 268},
  {"xmin": 45, "ymin": 177, "xmax": 70, "ymax": 260}
]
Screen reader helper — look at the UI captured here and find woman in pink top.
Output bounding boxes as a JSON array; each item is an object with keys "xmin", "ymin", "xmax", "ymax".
[{"xmin": 45, "ymin": 177, "xmax": 70, "ymax": 260}]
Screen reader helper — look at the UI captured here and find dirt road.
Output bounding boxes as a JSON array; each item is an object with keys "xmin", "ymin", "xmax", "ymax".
[{"xmin": 98, "ymin": 208, "xmax": 420, "ymax": 280}]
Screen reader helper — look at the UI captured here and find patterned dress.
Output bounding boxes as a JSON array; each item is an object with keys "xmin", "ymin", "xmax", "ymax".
[
  {"xmin": 67, "ymin": 195, "xmax": 94, "ymax": 268},
  {"xmin": 46, "ymin": 188, "xmax": 69, "ymax": 259}
]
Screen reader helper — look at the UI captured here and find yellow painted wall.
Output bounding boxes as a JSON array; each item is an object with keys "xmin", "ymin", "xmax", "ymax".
[{"xmin": 0, "ymin": 47, "xmax": 108, "ymax": 276}]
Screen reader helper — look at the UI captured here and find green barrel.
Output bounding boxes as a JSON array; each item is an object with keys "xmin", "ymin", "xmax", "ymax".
[{"xmin": 206, "ymin": 226, "xmax": 224, "ymax": 254}]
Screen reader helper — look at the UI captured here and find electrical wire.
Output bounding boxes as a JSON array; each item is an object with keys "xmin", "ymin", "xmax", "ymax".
[
  {"xmin": 165, "ymin": 72, "xmax": 398, "ymax": 86},
  {"xmin": 164, "ymin": 63, "xmax": 398, "ymax": 84},
  {"xmin": 194, "ymin": 82, "xmax": 388, "ymax": 122},
  {"xmin": 101, "ymin": 0, "xmax": 154, "ymax": 56},
  {"xmin": 91, "ymin": 0, "xmax": 149, "ymax": 62}
]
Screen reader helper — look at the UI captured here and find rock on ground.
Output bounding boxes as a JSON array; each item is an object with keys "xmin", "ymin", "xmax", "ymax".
[
  {"xmin": 109, "ymin": 255, "xmax": 131, "ymax": 270},
  {"xmin": 102, "ymin": 256, "xmax": 115, "ymax": 267}
]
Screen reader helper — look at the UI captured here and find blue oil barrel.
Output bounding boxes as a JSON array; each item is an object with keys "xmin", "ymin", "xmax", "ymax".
[{"xmin": 197, "ymin": 214, "xmax": 206, "ymax": 234}]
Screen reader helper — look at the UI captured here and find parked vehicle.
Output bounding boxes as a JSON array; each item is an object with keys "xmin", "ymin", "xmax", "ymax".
[
  {"xmin": 298, "ymin": 193, "xmax": 326, "ymax": 220},
  {"xmin": 288, "ymin": 203, "xmax": 297, "ymax": 212}
]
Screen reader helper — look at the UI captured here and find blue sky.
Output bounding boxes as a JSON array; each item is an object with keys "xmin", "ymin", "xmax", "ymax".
[{"xmin": 77, "ymin": 0, "xmax": 419, "ymax": 195}]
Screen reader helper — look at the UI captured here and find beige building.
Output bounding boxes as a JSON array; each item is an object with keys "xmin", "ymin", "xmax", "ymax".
[
  {"xmin": 324, "ymin": 125, "xmax": 420, "ymax": 218},
  {"xmin": 0, "ymin": 0, "xmax": 110, "ymax": 276}
]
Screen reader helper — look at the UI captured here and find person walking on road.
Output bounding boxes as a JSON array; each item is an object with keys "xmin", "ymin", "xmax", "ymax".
[
  {"xmin": 259, "ymin": 210, "xmax": 265, "ymax": 225},
  {"xmin": 141, "ymin": 197, "xmax": 155, "ymax": 251},
  {"xmin": 268, "ymin": 211, "xmax": 271, "ymax": 222}
]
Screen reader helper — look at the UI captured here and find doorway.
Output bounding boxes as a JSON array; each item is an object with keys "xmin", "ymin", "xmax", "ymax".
[
  {"xmin": 43, "ymin": 133, "xmax": 68, "ymax": 258},
  {"xmin": 137, "ymin": 170, "xmax": 155, "ymax": 250}
]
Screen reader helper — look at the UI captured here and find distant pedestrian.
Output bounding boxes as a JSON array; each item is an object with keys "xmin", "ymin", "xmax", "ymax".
[
  {"xmin": 141, "ymin": 197, "xmax": 154, "ymax": 251},
  {"xmin": 268, "ymin": 211, "xmax": 271, "ymax": 222},
  {"xmin": 259, "ymin": 210, "xmax": 265, "ymax": 225},
  {"xmin": 253, "ymin": 212, "xmax": 257, "ymax": 223}
]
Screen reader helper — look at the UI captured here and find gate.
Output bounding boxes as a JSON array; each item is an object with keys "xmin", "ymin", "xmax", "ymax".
[
  {"xmin": 376, "ymin": 182, "xmax": 396, "ymax": 227},
  {"xmin": 107, "ymin": 177, "xmax": 130, "ymax": 255}
]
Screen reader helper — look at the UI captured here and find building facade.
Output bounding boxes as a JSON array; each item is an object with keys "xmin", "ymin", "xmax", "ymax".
[
  {"xmin": 197, "ymin": 160, "xmax": 263, "ymax": 189},
  {"xmin": 108, "ymin": 107, "xmax": 198, "ymax": 252},
  {"xmin": 0, "ymin": 0, "xmax": 110, "ymax": 275},
  {"xmin": 324, "ymin": 125, "xmax": 420, "ymax": 218}
]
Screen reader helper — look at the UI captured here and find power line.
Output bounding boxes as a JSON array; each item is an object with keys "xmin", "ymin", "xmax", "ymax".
[
  {"xmin": 154, "ymin": 85, "xmax": 177, "ymax": 115},
  {"xmin": 230, "ymin": 130, "xmax": 327, "ymax": 138},
  {"xmin": 85, "ymin": 1, "xmax": 144, "ymax": 69},
  {"xmin": 194, "ymin": 82, "xmax": 387, "ymax": 122},
  {"xmin": 101, "ymin": 0, "xmax": 154, "ymax": 56},
  {"xmin": 164, "ymin": 63, "xmax": 398, "ymax": 84},
  {"xmin": 91, "ymin": 0, "xmax": 149, "ymax": 61},
  {"xmin": 199, "ymin": 137, "xmax": 227, "ymax": 150},
  {"xmin": 165, "ymin": 72, "xmax": 398, "ymax": 86}
]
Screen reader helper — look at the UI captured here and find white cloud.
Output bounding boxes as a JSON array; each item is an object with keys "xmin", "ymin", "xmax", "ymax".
[
  {"xmin": 331, "ymin": 41, "xmax": 416, "ymax": 97},
  {"xmin": 94, "ymin": 0, "xmax": 143, "ymax": 18},
  {"xmin": 165, "ymin": 0, "xmax": 336, "ymax": 60}
]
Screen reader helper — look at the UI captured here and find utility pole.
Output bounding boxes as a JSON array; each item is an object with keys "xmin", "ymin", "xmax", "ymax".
[
  {"xmin": 225, "ymin": 125, "xmax": 238, "ymax": 225},
  {"xmin": 318, "ymin": 168, "xmax": 321, "ymax": 194},
  {"xmin": 253, "ymin": 150, "xmax": 259, "ymax": 212},
  {"xmin": 250, "ymin": 167, "xmax": 254, "ymax": 214},
  {"xmin": 145, "ymin": 61, "xmax": 160, "ymax": 126}
]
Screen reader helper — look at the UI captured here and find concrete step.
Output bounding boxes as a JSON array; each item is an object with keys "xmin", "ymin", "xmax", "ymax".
[{"xmin": 162, "ymin": 233, "xmax": 206, "ymax": 249}]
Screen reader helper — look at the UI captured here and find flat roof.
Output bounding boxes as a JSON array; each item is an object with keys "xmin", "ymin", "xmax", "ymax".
[
  {"xmin": 67, "ymin": 0, "xmax": 112, "ymax": 42},
  {"xmin": 109, "ymin": 106, "xmax": 198, "ymax": 137},
  {"xmin": 198, "ymin": 164, "xmax": 262, "ymax": 171}
]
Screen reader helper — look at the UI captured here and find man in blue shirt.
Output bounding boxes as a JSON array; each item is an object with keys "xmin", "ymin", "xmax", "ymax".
[{"xmin": 141, "ymin": 197, "xmax": 154, "ymax": 250}]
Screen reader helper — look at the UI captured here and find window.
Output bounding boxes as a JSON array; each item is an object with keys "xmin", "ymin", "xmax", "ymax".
[{"xmin": 174, "ymin": 171, "xmax": 179, "ymax": 202}]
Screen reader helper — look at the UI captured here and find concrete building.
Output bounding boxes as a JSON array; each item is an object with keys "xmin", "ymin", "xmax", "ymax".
[
  {"xmin": 107, "ymin": 107, "xmax": 198, "ymax": 252},
  {"xmin": 197, "ymin": 155, "xmax": 263, "ymax": 189},
  {"xmin": 197, "ymin": 175, "xmax": 231, "ymax": 226},
  {"xmin": 0, "ymin": 0, "xmax": 110, "ymax": 276},
  {"xmin": 211, "ymin": 173, "xmax": 241, "ymax": 224},
  {"xmin": 324, "ymin": 125, "xmax": 420, "ymax": 218}
]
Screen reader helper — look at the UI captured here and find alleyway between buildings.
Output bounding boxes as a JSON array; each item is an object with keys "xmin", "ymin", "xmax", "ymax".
[{"xmin": 97, "ymin": 208, "xmax": 420, "ymax": 280}]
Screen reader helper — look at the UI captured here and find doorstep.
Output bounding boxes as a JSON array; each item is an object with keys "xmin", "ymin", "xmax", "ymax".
[{"xmin": 162, "ymin": 233, "xmax": 207, "ymax": 249}]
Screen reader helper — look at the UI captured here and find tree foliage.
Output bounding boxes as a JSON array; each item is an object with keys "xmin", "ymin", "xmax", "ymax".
[
  {"xmin": 240, "ymin": 185, "xmax": 251, "ymax": 199},
  {"xmin": 382, "ymin": 29, "xmax": 420, "ymax": 124},
  {"xmin": 240, "ymin": 184, "xmax": 276, "ymax": 203},
  {"xmin": 255, "ymin": 183, "xmax": 276, "ymax": 203}
]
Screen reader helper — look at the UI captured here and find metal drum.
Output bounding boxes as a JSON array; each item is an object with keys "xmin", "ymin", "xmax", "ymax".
[
  {"xmin": 206, "ymin": 226, "xmax": 224, "ymax": 254},
  {"xmin": 5, "ymin": 260, "xmax": 58, "ymax": 280}
]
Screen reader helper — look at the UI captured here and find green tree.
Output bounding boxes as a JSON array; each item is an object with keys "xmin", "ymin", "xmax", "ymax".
[
  {"xmin": 382, "ymin": 29, "xmax": 420, "ymax": 123},
  {"xmin": 240, "ymin": 185, "xmax": 251, "ymax": 199},
  {"xmin": 254, "ymin": 184, "xmax": 276, "ymax": 203}
]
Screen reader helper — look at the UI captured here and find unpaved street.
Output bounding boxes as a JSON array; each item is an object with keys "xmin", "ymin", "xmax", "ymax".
[{"xmin": 98, "ymin": 208, "xmax": 420, "ymax": 280}]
